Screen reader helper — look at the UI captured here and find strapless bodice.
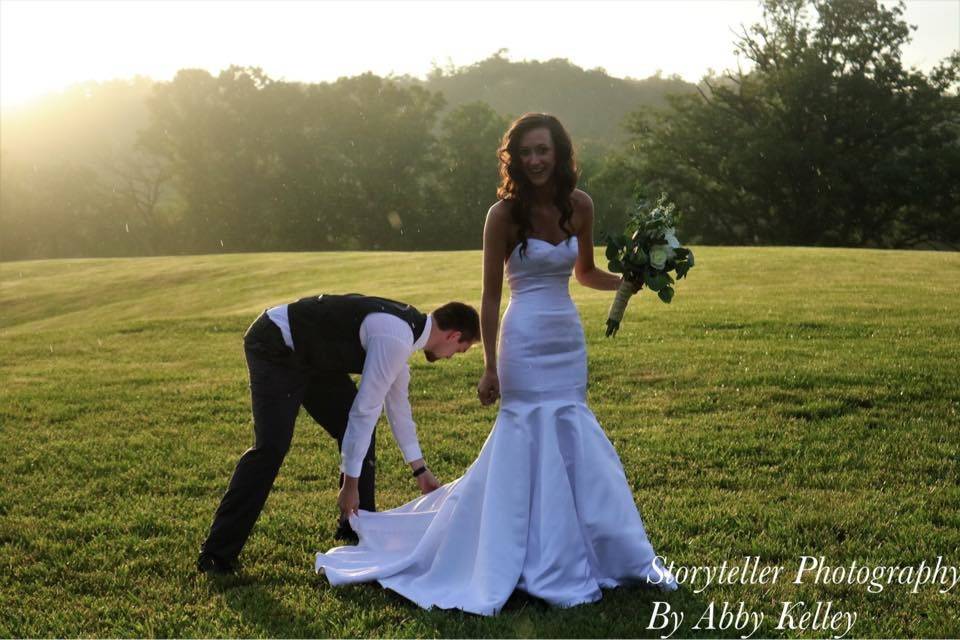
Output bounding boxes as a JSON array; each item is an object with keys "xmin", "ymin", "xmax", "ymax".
[
  {"xmin": 499, "ymin": 235, "xmax": 585, "ymax": 394},
  {"xmin": 506, "ymin": 236, "xmax": 578, "ymax": 308}
]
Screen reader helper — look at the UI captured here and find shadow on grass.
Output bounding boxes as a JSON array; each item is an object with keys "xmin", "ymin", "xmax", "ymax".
[
  {"xmin": 486, "ymin": 584, "xmax": 721, "ymax": 639},
  {"xmin": 315, "ymin": 579, "xmax": 717, "ymax": 638},
  {"xmin": 209, "ymin": 573, "xmax": 332, "ymax": 637}
]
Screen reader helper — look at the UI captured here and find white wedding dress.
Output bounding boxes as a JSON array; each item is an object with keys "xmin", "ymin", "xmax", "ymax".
[{"xmin": 315, "ymin": 236, "xmax": 676, "ymax": 615}]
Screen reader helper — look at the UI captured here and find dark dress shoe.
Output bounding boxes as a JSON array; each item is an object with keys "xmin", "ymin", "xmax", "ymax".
[
  {"xmin": 197, "ymin": 552, "xmax": 236, "ymax": 575},
  {"xmin": 334, "ymin": 519, "xmax": 359, "ymax": 544}
]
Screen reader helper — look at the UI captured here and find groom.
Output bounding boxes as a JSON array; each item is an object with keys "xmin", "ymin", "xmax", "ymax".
[{"xmin": 198, "ymin": 293, "xmax": 480, "ymax": 575}]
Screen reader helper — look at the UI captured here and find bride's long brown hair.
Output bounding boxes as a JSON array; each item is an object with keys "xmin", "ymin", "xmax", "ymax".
[{"xmin": 496, "ymin": 113, "xmax": 578, "ymax": 258}]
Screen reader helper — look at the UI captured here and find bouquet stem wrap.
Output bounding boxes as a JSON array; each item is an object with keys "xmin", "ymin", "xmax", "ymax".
[{"xmin": 606, "ymin": 278, "xmax": 637, "ymax": 337}]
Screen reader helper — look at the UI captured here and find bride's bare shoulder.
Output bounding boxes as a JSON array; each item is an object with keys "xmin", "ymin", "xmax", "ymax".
[
  {"xmin": 486, "ymin": 200, "xmax": 517, "ymax": 232},
  {"xmin": 571, "ymin": 189, "xmax": 594, "ymax": 211},
  {"xmin": 487, "ymin": 199, "xmax": 513, "ymax": 220},
  {"xmin": 486, "ymin": 200, "xmax": 519, "ymax": 252},
  {"xmin": 570, "ymin": 189, "xmax": 595, "ymax": 234}
]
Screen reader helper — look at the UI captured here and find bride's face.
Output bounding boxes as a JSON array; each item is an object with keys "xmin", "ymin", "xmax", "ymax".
[{"xmin": 517, "ymin": 127, "xmax": 555, "ymax": 187}]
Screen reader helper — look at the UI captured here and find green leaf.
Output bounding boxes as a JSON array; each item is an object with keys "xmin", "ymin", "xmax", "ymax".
[
  {"xmin": 605, "ymin": 242, "xmax": 619, "ymax": 261},
  {"xmin": 643, "ymin": 269, "xmax": 670, "ymax": 292},
  {"xmin": 675, "ymin": 260, "xmax": 690, "ymax": 279},
  {"xmin": 608, "ymin": 259, "xmax": 623, "ymax": 273},
  {"xmin": 658, "ymin": 285, "xmax": 675, "ymax": 303},
  {"xmin": 624, "ymin": 249, "xmax": 648, "ymax": 270}
]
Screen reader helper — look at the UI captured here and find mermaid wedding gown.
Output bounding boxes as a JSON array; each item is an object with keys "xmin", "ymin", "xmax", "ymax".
[{"xmin": 315, "ymin": 236, "xmax": 676, "ymax": 615}]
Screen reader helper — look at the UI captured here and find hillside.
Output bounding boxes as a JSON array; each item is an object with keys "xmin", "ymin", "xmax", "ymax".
[{"xmin": 415, "ymin": 53, "xmax": 697, "ymax": 145}]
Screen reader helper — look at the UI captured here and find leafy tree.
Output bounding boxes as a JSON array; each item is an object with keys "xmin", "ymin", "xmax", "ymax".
[
  {"xmin": 1, "ymin": 60, "xmax": 697, "ymax": 259},
  {"xmin": 625, "ymin": 0, "xmax": 960, "ymax": 247},
  {"xmin": 309, "ymin": 74, "xmax": 446, "ymax": 250},
  {"xmin": 577, "ymin": 141, "xmax": 638, "ymax": 239},
  {"xmin": 0, "ymin": 154, "xmax": 129, "ymax": 259},
  {"xmin": 138, "ymin": 67, "xmax": 282, "ymax": 252},
  {"xmin": 426, "ymin": 102, "xmax": 509, "ymax": 249},
  {"xmin": 0, "ymin": 78, "xmax": 160, "ymax": 259},
  {"xmin": 99, "ymin": 147, "xmax": 177, "ymax": 255},
  {"xmin": 139, "ymin": 68, "xmax": 446, "ymax": 252}
]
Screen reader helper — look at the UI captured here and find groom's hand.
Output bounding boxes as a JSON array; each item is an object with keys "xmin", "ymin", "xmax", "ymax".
[
  {"xmin": 416, "ymin": 469, "xmax": 441, "ymax": 494},
  {"xmin": 338, "ymin": 475, "xmax": 360, "ymax": 520}
]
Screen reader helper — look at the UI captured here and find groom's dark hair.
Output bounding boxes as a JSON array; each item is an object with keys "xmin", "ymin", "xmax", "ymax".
[{"xmin": 432, "ymin": 302, "xmax": 480, "ymax": 343}]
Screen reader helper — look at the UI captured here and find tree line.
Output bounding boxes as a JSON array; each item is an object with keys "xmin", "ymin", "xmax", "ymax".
[
  {"xmin": 1, "ymin": 71, "xmax": 512, "ymax": 257},
  {"xmin": 1, "ymin": 0, "xmax": 957, "ymax": 261}
]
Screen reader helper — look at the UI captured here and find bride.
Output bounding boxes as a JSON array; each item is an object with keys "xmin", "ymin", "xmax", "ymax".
[{"xmin": 315, "ymin": 113, "xmax": 676, "ymax": 615}]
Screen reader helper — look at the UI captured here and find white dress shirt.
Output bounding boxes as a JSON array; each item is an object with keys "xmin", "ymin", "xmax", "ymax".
[{"xmin": 266, "ymin": 304, "xmax": 431, "ymax": 478}]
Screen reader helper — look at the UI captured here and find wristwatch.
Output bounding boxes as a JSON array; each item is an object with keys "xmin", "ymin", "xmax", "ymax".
[{"xmin": 412, "ymin": 466, "xmax": 428, "ymax": 478}]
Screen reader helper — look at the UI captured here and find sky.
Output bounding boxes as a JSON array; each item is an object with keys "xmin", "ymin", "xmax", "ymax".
[{"xmin": 1, "ymin": 0, "xmax": 957, "ymax": 110}]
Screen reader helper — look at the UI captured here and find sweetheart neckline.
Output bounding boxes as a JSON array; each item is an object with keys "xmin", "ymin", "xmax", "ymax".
[{"xmin": 509, "ymin": 236, "xmax": 578, "ymax": 258}]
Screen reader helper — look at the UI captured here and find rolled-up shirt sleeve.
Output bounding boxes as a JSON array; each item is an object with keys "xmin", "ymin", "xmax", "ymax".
[
  {"xmin": 384, "ymin": 362, "xmax": 423, "ymax": 464},
  {"xmin": 340, "ymin": 334, "xmax": 411, "ymax": 478}
]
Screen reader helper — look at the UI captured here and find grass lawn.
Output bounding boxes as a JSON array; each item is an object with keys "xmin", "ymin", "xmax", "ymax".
[{"xmin": 1, "ymin": 246, "xmax": 958, "ymax": 637}]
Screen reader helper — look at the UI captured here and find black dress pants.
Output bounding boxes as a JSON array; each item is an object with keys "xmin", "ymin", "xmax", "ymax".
[{"xmin": 200, "ymin": 313, "xmax": 376, "ymax": 564}]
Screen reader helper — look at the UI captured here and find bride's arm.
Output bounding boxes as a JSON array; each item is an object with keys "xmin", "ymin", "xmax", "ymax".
[
  {"xmin": 573, "ymin": 191, "xmax": 624, "ymax": 292},
  {"xmin": 478, "ymin": 203, "xmax": 509, "ymax": 405}
]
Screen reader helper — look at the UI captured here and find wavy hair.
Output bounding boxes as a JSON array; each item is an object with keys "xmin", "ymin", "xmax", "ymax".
[{"xmin": 496, "ymin": 113, "xmax": 578, "ymax": 258}]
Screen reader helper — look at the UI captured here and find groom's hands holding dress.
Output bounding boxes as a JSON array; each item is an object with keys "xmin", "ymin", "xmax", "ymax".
[
  {"xmin": 411, "ymin": 458, "xmax": 441, "ymax": 494},
  {"xmin": 415, "ymin": 470, "xmax": 441, "ymax": 494},
  {"xmin": 338, "ymin": 475, "xmax": 360, "ymax": 520},
  {"xmin": 339, "ymin": 462, "xmax": 440, "ymax": 520}
]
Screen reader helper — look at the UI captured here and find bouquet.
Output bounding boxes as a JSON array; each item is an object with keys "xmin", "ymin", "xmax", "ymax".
[{"xmin": 605, "ymin": 193, "xmax": 695, "ymax": 337}]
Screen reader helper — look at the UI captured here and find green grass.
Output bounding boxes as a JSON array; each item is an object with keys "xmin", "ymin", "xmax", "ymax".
[{"xmin": 1, "ymin": 247, "xmax": 958, "ymax": 637}]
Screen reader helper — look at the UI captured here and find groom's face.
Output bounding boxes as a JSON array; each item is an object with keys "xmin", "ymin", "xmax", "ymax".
[{"xmin": 424, "ymin": 331, "xmax": 473, "ymax": 362}]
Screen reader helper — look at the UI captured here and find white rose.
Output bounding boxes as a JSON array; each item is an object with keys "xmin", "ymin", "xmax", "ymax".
[
  {"xmin": 664, "ymin": 228, "xmax": 681, "ymax": 248},
  {"xmin": 649, "ymin": 244, "xmax": 670, "ymax": 270}
]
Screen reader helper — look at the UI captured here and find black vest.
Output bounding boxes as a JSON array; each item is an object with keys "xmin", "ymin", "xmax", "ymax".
[{"xmin": 287, "ymin": 294, "xmax": 428, "ymax": 373}]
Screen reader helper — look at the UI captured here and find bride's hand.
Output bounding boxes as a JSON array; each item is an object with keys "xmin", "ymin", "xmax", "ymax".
[{"xmin": 477, "ymin": 371, "xmax": 500, "ymax": 406}]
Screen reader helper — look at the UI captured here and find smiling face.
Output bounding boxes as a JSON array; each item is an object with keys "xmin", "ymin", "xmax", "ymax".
[{"xmin": 516, "ymin": 127, "xmax": 556, "ymax": 188}]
